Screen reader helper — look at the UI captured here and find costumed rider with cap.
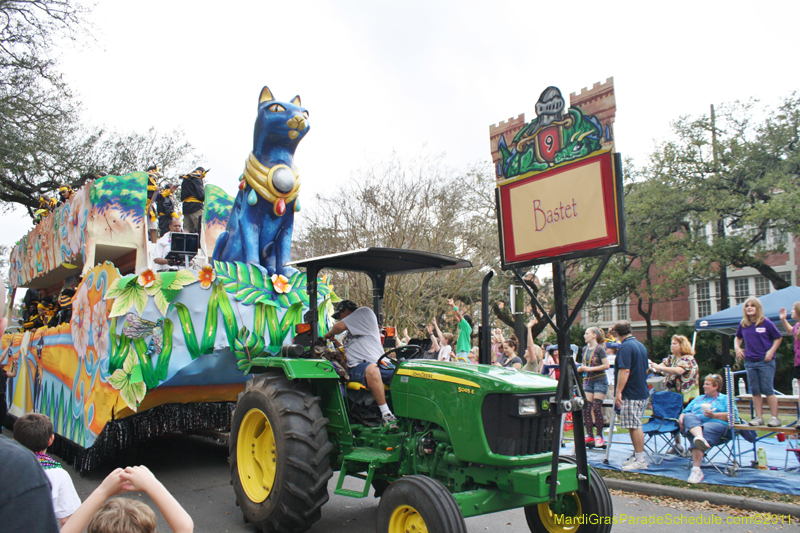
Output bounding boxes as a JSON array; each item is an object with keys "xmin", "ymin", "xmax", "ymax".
[
  {"xmin": 153, "ymin": 217, "xmax": 184, "ymax": 272},
  {"xmin": 145, "ymin": 165, "xmax": 162, "ymax": 243},
  {"xmin": 323, "ymin": 300, "xmax": 399, "ymax": 428},
  {"xmin": 156, "ymin": 180, "xmax": 180, "ymax": 237},
  {"xmin": 57, "ymin": 186, "xmax": 74, "ymax": 206},
  {"xmin": 180, "ymin": 166, "xmax": 208, "ymax": 235}
]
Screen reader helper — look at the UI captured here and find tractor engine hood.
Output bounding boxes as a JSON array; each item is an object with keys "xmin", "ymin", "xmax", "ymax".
[{"xmin": 390, "ymin": 360, "xmax": 560, "ymax": 467}]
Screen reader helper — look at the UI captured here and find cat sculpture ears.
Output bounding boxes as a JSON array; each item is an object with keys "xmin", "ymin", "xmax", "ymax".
[{"xmin": 258, "ymin": 86, "xmax": 301, "ymax": 107}]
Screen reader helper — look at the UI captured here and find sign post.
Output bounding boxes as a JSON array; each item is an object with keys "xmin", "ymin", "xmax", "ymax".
[{"xmin": 491, "ymin": 82, "xmax": 625, "ymax": 499}]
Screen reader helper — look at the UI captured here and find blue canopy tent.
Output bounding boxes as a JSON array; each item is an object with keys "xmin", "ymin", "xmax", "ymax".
[{"xmin": 694, "ymin": 285, "xmax": 800, "ymax": 336}]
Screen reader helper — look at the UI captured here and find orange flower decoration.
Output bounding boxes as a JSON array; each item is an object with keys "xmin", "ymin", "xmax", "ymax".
[
  {"xmin": 198, "ymin": 265, "xmax": 216, "ymax": 289},
  {"xmin": 271, "ymin": 274, "xmax": 290, "ymax": 294},
  {"xmin": 137, "ymin": 269, "xmax": 157, "ymax": 288}
]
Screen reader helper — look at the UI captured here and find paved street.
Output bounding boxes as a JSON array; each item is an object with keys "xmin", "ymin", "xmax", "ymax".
[{"xmin": 3, "ymin": 428, "xmax": 792, "ymax": 532}]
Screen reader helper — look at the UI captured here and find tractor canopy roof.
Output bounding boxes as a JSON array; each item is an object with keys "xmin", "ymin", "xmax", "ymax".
[{"xmin": 288, "ymin": 247, "xmax": 472, "ymax": 277}]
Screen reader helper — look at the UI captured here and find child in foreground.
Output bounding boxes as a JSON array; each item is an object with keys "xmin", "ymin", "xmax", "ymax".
[
  {"xmin": 13, "ymin": 413, "xmax": 81, "ymax": 526},
  {"xmin": 62, "ymin": 465, "xmax": 193, "ymax": 533}
]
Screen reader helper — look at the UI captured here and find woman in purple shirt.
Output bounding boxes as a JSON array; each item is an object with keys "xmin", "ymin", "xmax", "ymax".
[{"xmin": 734, "ymin": 297, "xmax": 782, "ymax": 427}]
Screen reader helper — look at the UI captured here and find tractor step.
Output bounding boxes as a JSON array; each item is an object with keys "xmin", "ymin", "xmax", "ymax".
[
  {"xmin": 343, "ymin": 447, "xmax": 396, "ymax": 463},
  {"xmin": 334, "ymin": 447, "xmax": 398, "ymax": 498},
  {"xmin": 334, "ymin": 488, "xmax": 366, "ymax": 498}
]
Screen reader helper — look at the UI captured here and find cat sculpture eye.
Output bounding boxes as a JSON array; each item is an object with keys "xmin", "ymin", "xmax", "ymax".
[{"xmin": 269, "ymin": 104, "xmax": 285, "ymax": 113}]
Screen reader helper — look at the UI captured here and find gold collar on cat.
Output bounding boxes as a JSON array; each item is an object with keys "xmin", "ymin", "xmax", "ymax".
[{"xmin": 243, "ymin": 153, "xmax": 301, "ymax": 217}]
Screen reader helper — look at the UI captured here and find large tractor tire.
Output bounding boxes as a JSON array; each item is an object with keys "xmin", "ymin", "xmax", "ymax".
[
  {"xmin": 524, "ymin": 456, "xmax": 613, "ymax": 533},
  {"xmin": 230, "ymin": 373, "xmax": 333, "ymax": 532},
  {"xmin": 377, "ymin": 475, "xmax": 467, "ymax": 533}
]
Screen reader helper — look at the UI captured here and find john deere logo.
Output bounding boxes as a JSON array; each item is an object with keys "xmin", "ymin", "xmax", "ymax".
[{"xmin": 541, "ymin": 400, "xmax": 549, "ymax": 411}]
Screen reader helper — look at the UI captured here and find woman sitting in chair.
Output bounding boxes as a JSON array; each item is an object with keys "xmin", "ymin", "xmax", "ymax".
[{"xmin": 678, "ymin": 374, "xmax": 738, "ymax": 484}]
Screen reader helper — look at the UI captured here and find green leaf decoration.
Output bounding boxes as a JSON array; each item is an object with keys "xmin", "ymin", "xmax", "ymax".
[
  {"xmin": 109, "ymin": 282, "xmax": 148, "ymax": 318},
  {"xmin": 168, "ymin": 270, "xmax": 198, "ymax": 290},
  {"xmin": 129, "ymin": 364, "xmax": 144, "ymax": 383},
  {"xmin": 159, "ymin": 271, "xmax": 177, "ymax": 290},
  {"xmin": 200, "ymin": 289, "xmax": 219, "ymax": 354},
  {"xmin": 156, "ymin": 319, "xmax": 173, "ymax": 381},
  {"xmin": 154, "ymin": 291, "xmax": 169, "ymax": 316},
  {"xmin": 144, "ymin": 276, "xmax": 163, "ymax": 297},
  {"xmin": 174, "ymin": 303, "xmax": 201, "ymax": 360},
  {"xmin": 132, "ymin": 284, "xmax": 148, "ymax": 315},
  {"xmin": 214, "ymin": 282, "xmax": 238, "ymax": 348}
]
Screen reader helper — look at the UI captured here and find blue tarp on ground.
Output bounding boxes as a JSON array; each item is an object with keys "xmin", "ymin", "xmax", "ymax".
[
  {"xmin": 694, "ymin": 285, "xmax": 800, "ymax": 336},
  {"xmin": 564, "ymin": 433, "xmax": 800, "ymax": 496}
]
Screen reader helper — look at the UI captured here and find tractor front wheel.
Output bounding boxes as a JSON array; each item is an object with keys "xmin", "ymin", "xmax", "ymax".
[
  {"xmin": 377, "ymin": 476, "xmax": 467, "ymax": 533},
  {"xmin": 230, "ymin": 373, "xmax": 333, "ymax": 532},
  {"xmin": 524, "ymin": 456, "xmax": 613, "ymax": 533}
]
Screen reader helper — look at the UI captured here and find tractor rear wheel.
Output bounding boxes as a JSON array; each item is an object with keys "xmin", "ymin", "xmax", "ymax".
[
  {"xmin": 377, "ymin": 476, "xmax": 467, "ymax": 533},
  {"xmin": 524, "ymin": 456, "xmax": 613, "ymax": 533},
  {"xmin": 230, "ymin": 373, "xmax": 333, "ymax": 532}
]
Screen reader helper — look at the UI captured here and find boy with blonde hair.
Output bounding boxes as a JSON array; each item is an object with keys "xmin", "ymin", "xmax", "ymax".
[
  {"xmin": 62, "ymin": 465, "xmax": 193, "ymax": 533},
  {"xmin": 13, "ymin": 413, "xmax": 81, "ymax": 526}
]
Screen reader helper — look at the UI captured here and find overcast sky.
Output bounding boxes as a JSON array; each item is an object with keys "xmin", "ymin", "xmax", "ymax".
[{"xmin": 3, "ymin": 0, "xmax": 799, "ymax": 253}]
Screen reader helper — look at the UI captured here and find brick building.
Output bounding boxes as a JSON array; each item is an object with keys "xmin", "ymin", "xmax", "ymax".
[{"xmin": 583, "ymin": 228, "xmax": 797, "ymax": 339}]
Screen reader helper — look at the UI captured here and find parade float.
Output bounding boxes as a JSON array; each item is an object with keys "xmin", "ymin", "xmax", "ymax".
[
  {"xmin": 1, "ymin": 86, "xmax": 333, "ymax": 471},
  {"xmin": 3, "ymin": 82, "xmax": 621, "ymax": 533}
]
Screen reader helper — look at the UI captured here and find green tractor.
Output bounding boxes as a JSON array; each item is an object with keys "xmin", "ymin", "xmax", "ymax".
[{"xmin": 229, "ymin": 248, "xmax": 612, "ymax": 532}]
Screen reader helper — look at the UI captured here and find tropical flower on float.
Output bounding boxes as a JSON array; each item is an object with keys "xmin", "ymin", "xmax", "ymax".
[
  {"xmin": 90, "ymin": 299, "xmax": 110, "ymax": 363},
  {"xmin": 70, "ymin": 283, "xmax": 91, "ymax": 360},
  {"xmin": 67, "ymin": 189, "xmax": 88, "ymax": 257},
  {"xmin": 137, "ymin": 269, "xmax": 157, "ymax": 288},
  {"xmin": 271, "ymin": 274, "xmax": 290, "ymax": 294},
  {"xmin": 198, "ymin": 265, "xmax": 216, "ymax": 289},
  {"xmin": 108, "ymin": 347, "xmax": 147, "ymax": 412}
]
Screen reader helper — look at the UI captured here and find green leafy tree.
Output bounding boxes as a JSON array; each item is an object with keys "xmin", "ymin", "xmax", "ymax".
[
  {"xmin": 294, "ymin": 153, "xmax": 552, "ymax": 341},
  {"xmin": 656, "ymin": 95, "xmax": 800, "ymax": 288},
  {"xmin": 572, "ymin": 169, "xmax": 710, "ymax": 354},
  {"xmin": 0, "ymin": 1, "xmax": 200, "ymax": 214}
]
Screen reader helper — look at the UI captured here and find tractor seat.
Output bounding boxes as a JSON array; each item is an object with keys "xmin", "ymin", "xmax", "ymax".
[{"xmin": 346, "ymin": 381, "xmax": 390, "ymax": 392}]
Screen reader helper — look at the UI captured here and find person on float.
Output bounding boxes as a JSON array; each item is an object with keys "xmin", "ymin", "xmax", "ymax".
[
  {"xmin": 180, "ymin": 167, "xmax": 208, "ymax": 235},
  {"xmin": 57, "ymin": 186, "xmax": 74, "ymax": 206},
  {"xmin": 144, "ymin": 165, "xmax": 161, "ymax": 243},
  {"xmin": 735, "ymin": 297, "xmax": 782, "ymax": 427},
  {"xmin": 779, "ymin": 303, "xmax": 800, "ymax": 427},
  {"xmin": 153, "ymin": 217, "xmax": 184, "ymax": 272},
  {"xmin": 156, "ymin": 181, "xmax": 180, "ymax": 237},
  {"xmin": 678, "ymin": 374, "xmax": 738, "ymax": 484},
  {"xmin": 322, "ymin": 299, "xmax": 399, "ymax": 428}
]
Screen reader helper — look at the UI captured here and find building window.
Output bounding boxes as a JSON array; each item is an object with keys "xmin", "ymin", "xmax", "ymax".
[
  {"xmin": 714, "ymin": 280, "xmax": 722, "ymax": 311},
  {"xmin": 616, "ymin": 300, "xmax": 628, "ymax": 321},
  {"xmin": 780, "ymin": 272, "xmax": 792, "ymax": 286},
  {"xmin": 755, "ymin": 276, "xmax": 770, "ymax": 297},
  {"xmin": 734, "ymin": 278, "xmax": 750, "ymax": 304},
  {"xmin": 600, "ymin": 305, "xmax": 613, "ymax": 322},
  {"xmin": 697, "ymin": 282, "xmax": 711, "ymax": 317}
]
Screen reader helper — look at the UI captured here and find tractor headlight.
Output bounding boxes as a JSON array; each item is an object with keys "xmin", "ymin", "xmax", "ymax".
[{"xmin": 518, "ymin": 397, "xmax": 538, "ymax": 415}]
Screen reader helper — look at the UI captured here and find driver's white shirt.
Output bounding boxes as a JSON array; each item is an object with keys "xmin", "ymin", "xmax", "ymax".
[
  {"xmin": 153, "ymin": 232, "xmax": 174, "ymax": 272},
  {"xmin": 341, "ymin": 307, "xmax": 383, "ymax": 367}
]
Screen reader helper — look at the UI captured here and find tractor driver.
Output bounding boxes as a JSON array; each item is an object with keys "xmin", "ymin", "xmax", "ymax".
[{"xmin": 323, "ymin": 300, "xmax": 398, "ymax": 428}]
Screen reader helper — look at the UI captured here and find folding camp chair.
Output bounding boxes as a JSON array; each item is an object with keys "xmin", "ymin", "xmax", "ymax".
[{"xmin": 642, "ymin": 391, "xmax": 684, "ymax": 465}]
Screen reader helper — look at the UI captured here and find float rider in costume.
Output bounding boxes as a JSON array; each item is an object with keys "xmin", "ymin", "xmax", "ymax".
[
  {"xmin": 56, "ymin": 186, "xmax": 74, "ymax": 207},
  {"xmin": 498, "ymin": 86, "xmax": 602, "ymax": 179},
  {"xmin": 145, "ymin": 165, "xmax": 162, "ymax": 243},
  {"xmin": 156, "ymin": 180, "xmax": 180, "ymax": 237},
  {"xmin": 180, "ymin": 166, "xmax": 208, "ymax": 235}
]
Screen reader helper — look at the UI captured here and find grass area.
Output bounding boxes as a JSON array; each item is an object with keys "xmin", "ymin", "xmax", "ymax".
[
  {"xmin": 564, "ymin": 410, "xmax": 800, "ymax": 505},
  {"xmin": 599, "ymin": 469, "xmax": 800, "ymax": 505}
]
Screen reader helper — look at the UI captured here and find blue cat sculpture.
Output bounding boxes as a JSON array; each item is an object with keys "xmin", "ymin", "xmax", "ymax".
[{"xmin": 212, "ymin": 86, "xmax": 308, "ymax": 275}]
